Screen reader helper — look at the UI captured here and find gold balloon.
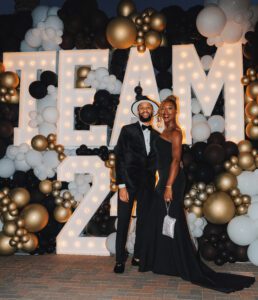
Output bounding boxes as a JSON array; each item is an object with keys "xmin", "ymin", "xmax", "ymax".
[
  {"xmin": 230, "ymin": 188, "xmax": 240, "ymax": 197},
  {"xmin": 143, "ymin": 7, "xmax": 156, "ymax": 16},
  {"xmin": 77, "ymin": 66, "xmax": 91, "ymax": 79},
  {"xmin": 246, "ymin": 163, "xmax": 256, "ymax": 171},
  {"xmin": 197, "ymin": 182, "xmax": 206, "ymax": 191},
  {"xmin": 224, "ymin": 161, "xmax": 232, "ymax": 170},
  {"xmin": 252, "ymin": 118, "xmax": 258, "ymax": 126},
  {"xmin": 135, "ymin": 16, "xmax": 143, "ymax": 26},
  {"xmin": 238, "ymin": 152, "xmax": 255, "ymax": 169},
  {"xmin": 63, "ymin": 200, "xmax": 72, "ymax": 209},
  {"xmin": 39, "ymin": 180, "xmax": 53, "ymax": 194},
  {"xmin": 110, "ymin": 168, "xmax": 116, "ymax": 183},
  {"xmin": 9, "ymin": 209, "xmax": 19, "ymax": 216},
  {"xmin": 203, "ymin": 192, "xmax": 235, "ymax": 224},
  {"xmin": 0, "ymin": 71, "xmax": 19, "ymax": 88},
  {"xmin": 31, "ymin": 135, "xmax": 48, "ymax": 151},
  {"xmin": 58, "ymin": 153, "xmax": 66, "ymax": 161},
  {"xmin": 189, "ymin": 188, "xmax": 197, "ymax": 197},
  {"xmin": 7, "ymin": 89, "xmax": 19, "ymax": 104},
  {"xmin": 8, "ymin": 202, "xmax": 17, "ymax": 212},
  {"xmin": 52, "ymin": 190, "xmax": 60, "ymax": 197},
  {"xmin": 55, "ymin": 196, "xmax": 63, "ymax": 206},
  {"xmin": 2, "ymin": 212, "xmax": 17, "ymax": 222},
  {"xmin": 246, "ymin": 123, "xmax": 258, "ymax": 140},
  {"xmin": 142, "ymin": 24, "xmax": 150, "ymax": 32},
  {"xmin": 3, "ymin": 221, "xmax": 17, "ymax": 237},
  {"xmin": 143, "ymin": 15, "xmax": 151, "ymax": 24},
  {"xmin": 106, "ymin": 17, "xmax": 137, "ymax": 49},
  {"xmin": 54, "ymin": 206, "xmax": 72, "ymax": 223},
  {"xmin": 238, "ymin": 140, "xmax": 253, "ymax": 153},
  {"xmin": 206, "ymin": 185, "xmax": 215, "ymax": 194},
  {"xmin": 150, "ymin": 13, "xmax": 166, "ymax": 32},
  {"xmin": 21, "ymin": 234, "xmax": 30, "ymax": 243},
  {"xmin": 21, "ymin": 204, "xmax": 49, "ymax": 232},
  {"xmin": 130, "ymin": 12, "xmax": 140, "ymax": 23},
  {"xmin": 245, "ymin": 94, "xmax": 253, "ymax": 104},
  {"xmin": 247, "ymin": 68, "xmax": 256, "ymax": 77},
  {"xmin": 16, "ymin": 218, "xmax": 25, "ymax": 228},
  {"xmin": 241, "ymin": 76, "xmax": 250, "ymax": 85},
  {"xmin": 228, "ymin": 164, "xmax": 243, "ymax": 176},
  {"xmin": 137, "ymin": 44, "xmax": 146, "ymax": 53},
  {"xmin": 230, "ymin": 156, "xmax": 238, "ymax": 164},
  {"xmin": 249, "ymin": 75, "xmax": 257, "ymax": 82},
  {"xmin": 135, "ymin": 36, "xmax": 144, "ymax": 45},
  {"xmin": 63, "ymin": 191, "xmax": 72, "ymax": 200},
  {"xmin": 245, "ymin": 115, "xmax": 252, "ymax": 124},
  {"xmin": 144, "ymin": 30, "xmax": 161, "ymax": 50},
  {"xmin": 55, "ymin": 144, "xmax": 64, "ymax": 153},
  {"xmin": 0, "ymin": 232, "xmax": 15, "ymax": 255},
  {"xmin": 245, "ymin": 101, "xmax": 258, "ymax": 118},
  {"xmin": 194, "ymin": 199, "xmax": 202, "ymax": 207},
  {"xmin": 2, "ymin": 187, "xmax": 10, "ymax": 195},
  {"xmin": 216, "ymin": 172, "xmax": 237, "ymax": 192},
  {"xmin": 48, "ymin": 142, "xmax": 55, "ymax": 150},
  {"xmin": 252, "ymin": 149, "xmax": 258, "ymax": 156},
  {"xmin": 184, "ymin": 198, "xmax": 193, "ymax": 208},
  {"xmin": 237, "ymin": 205, "xmax": 248, "ymax": 215},
  {"xmin": 22, "ymin": 233, "xmax": 38, "ymax": 253},
  {"xmin": 110, "ymin": 183, "xmax": 118, "ymax": 192},
  {"xmin": 2, "ymin": 196, "xmax": 11, "ymax": 206},
  {"xmin": 198, "ymin": 191, "xmax": 208, "ymax": 201},
  {"xmin": 117, "ymin": 0, "xmax": 136, "ymax": 17},
  {"xmin": 47, "ymin": 133, "xmax": 56, "ymax": 142},
  {"xmin": 52, "ymin": 180, "xmax": 62, "ymax": 190},
  {"xmin": 76, "ymin": 79, "xmax": 88, "ymax": 89},
  {"xmin": 189, "ymin": 205, "xmax": 203, "ymax": 217},
  {"xmin": 9, "ymin": 188, "xmax": 30, "ymax": 208},
  {"xmin": 137, "ymin": 30, "xmax": 144, "ymax": 37},
  {"xmin": 16, "ymin": 228, "xmax": 25, "ymax": 237},
  {"xmin": 242, "ymin": 195, "xmax": 251, "ymax": 204},
  {"xmin": 108, "ymin": 159, "xmax": 115, "ymax": 168},
  {"xmin": 246, "ymin": 81, "xmax": 258, "ymax": 99},
  {"xmin": 234, "ymin": 196, "xmax": 242, "ymax": 206}
]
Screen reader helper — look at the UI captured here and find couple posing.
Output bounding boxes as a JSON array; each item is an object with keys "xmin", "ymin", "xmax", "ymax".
[{"xmin": 114, "ymin": 85, "xmax": 255, "ymax": 293}]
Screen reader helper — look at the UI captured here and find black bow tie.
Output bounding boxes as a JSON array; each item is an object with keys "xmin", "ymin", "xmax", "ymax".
[{"xmin": 142, "ymin": 124, "xmax": 152, "ymax": 131}]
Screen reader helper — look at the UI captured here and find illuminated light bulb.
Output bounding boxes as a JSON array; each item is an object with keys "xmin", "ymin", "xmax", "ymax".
[
  {"xmin": 145, "ymin": 79, "xmax": 152, "ymax": 85},
  {"xmin": 76, "ymin": 219, "xmax": 82, "ymax": 225},
  {"xmin": 89, "ymin": 135, "xmax": 94, "ymax": 141},
  {"xmin": 229, "ymin": 99, "xmax": 236, "ymax": 105},
  {"xmin": 179, "ymin": 88, "xmax": 185, "ymax": 94},
  {"xmin": 179, "ymin": 76, "xmax": 186, "ymax": 82},
  {"xmin": 215, "ymin": 71, "xmax": 222, "ymax": 78},
  {"xmin": 204, "ymin": 96, "xmax": 210, "ymax": 102},
  {"xmin": 92, "ymin": 196, "xmax": 98, "ymax": 203},
  {"xmin": 29, "ymin": 73, "xmax": 35, "ymax": 80},
  {"xmin": 219, "ymin": 60, "xmax": 226, "ymax": 66},
  {"xmin": 65, "ymin": 97, "xmax": 71, "ymax": 103},
  {"xmin": 99, "ymin": 185, "xmax": 106, "ymax": 191},
  {"xmin": 65, "ymin": 111, "xmax": 71, "ymax": 116},
  {"xmin": 102, "ymin": 57, "xmax": 108, "ymax": 62},
  {"xmin": 197, "ymin": 83, "xmax": 204, "ymax": 90},
  {"xmin": 123, "ymin": 108, "xmax": 129, "ymax": 114},
  {"xmin": 180, "ymin": 52, "xmax": 188, "ymax": 58},
  {"xmin": 228, "ymin": 61, "xmax": 236, "ymax": 68},
  {"xmin": 71, "ymin": 162, "xmax": 77, "ymax": 168},
  {"xmin": 87, "ymin": 241, "xmax": 95, "ymax": 248},
  {"xmin": 126, "ymin": 95, "xmax": 132, "ymax": 102},
  {"xmin": 64, "ymin": 122, "xmax": 70, "ymax": 128},
  {"xmin": 143, "ymin": 65, "xmax": 149, "ymax": 71},
  {"xmin": 76, "ymin": 136, "xmax": 82, "ymax": 142},
  {"xmin": 91, "ymin": 56, "xmax": 97, "ymax": 62},
  {"xmin": 28, "ymin": 100, "xmax": 34, "ymax": 106},
  {"xmin": 187, "ymin": 62, "xmax": 193, "ymax": 68},
  {"xmin": 101, "ymin": 135, "xmax": 106, "ymax": 142},
  {"xmin": 18, "ymin": 60, "xmax": 24, "ymax": 67},
  {"xmin": 29, "ymin": 61, "xmax": 36, "ymax": 66},
  {"xmin": 77, "ymin": 97, "xmax": 83, "ymax": 103},
  {"xmin": 230, "ymin": 125, "xmax": 237, "ymax": 131},
  {"xmin": 84, "ymin": 208, "xmax": 91, "ymax": 214},
  {"xmin": 228, "ymin": 74, "xmax": 236, "ymax": 81},
  {"xmin": 192, "ymin": 72, "xmax": 200, "ymax": 79},
  {"xmin": 133, "ymin": 65, "xmax": 139, "ymax": 71},
  {"xmin": 226, "ymin": 48, "xmax": 233, "ymax": 55},
  {"xmin": 75, "ymin": 241, "xmax": 81, "ymax": 248},
  {"xmin": 27, "ymin": 128, "xmax": 32, "ymax": 132},
  {"xmin": 41, "ymin": 60, "xmax": 46, "ymax": 66},
  {"xmin": 129, "ymin": 79, "xmax": 136, "ymax": 85},
  {"xmin": 66, "ymin": 71, "xmax": 72, "ymax": 77},
  {"xmin": 95, "ymin": 162, "xmax": 101, "ymax": 168},
  {"xmin": 68, "ymin": 230, "xmax": 74, "ymax": 237},
  {"xmin": 61, "ymin": 240, "xmax": 67, "ymax": 247},
  {"xmin": 229, "ymin": 112, "xmax": 236, "ymax": 118},
  {"xmin": 178, "ymin": 64, "xmax": 185, "ymax": 70},
  {"xmin": 66, "ymin": 57, "xmax": 72, "ymax": 63},
  {"xmin": 66, "ymin": 84, "xmax": 72, "ymax": 90},
  {"xmin": 64, "ymin": 136, "xmax": 70, "ymax": 141},
  {"xmin": 210, "ymin": 83, "xmax": 217, "ymax": 90},
  {"xmin": 78, "ymin": 57, "xmax": 85, "ymax": 63},
  {"xmin": 121, "ymin": 123, "xmax": 125, "ymax": 127},
  {"xmin": 51, "ymin": 60, "xmax": 55, "ymax": 66},
  {"xmin": 100, "ymin": 172, "xmax": 106, "ymax": 178},
  {"xmin": 83, "ymin": 161, "xmax": 89, "ymax": 166},
  {"xmin": 229, "ymin": 87, "xmax": 236, "ymax": 93},
  {"xmin": 6, "ymin": 61, "xmax": 13, "ymax": 67}
]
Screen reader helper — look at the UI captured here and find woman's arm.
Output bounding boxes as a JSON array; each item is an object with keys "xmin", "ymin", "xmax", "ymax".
[{"xmin": 164, "ymin": 130, "xmax": 182, "ymax": 201}]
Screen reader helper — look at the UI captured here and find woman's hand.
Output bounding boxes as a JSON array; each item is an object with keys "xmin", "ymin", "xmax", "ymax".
[{"xmin": 164, "ymin": 186, "xmax": 173, "ymax": 202}]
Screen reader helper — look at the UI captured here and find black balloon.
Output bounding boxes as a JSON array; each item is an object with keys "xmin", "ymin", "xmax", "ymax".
[
  {"xmin": 0, "ymin": 138, "xmax": 7, "ymax": 159},
  {"xmin": 0, "ymin": 120, "xmax": 13, "ymax": 138},
  {"xmin": 156, "ymin": 71, "xmax": 172, "ymax": 89},
  {"xmin": 200, "ymin": 244, "xmax": 217, "ymax": 261},
  {"xmin": 195, "ymin": 162, "xmax": 214, "ymax": 183},
  {"xmin": 40, "ymin": 71, "xmax": 58, "ymax": 87},
  {"xmin": 204, "ymin": 144, "xmax": 225, "ymax": 165},
  {"xmin": 29, "ymin": 81, "xmax": 48, "ymax": 99},
  {"xmin": 152, "ymin": 47, "xmax": 172, "ymax": 71},
  {"xmin": 94, "ymin": 90, "xmax": 111, "ymax": 107},
  {"xmin": 79, "ymin": 104, "xmax": 98, "ymax": 124},
  {"xmin": 191, "ymin": 142, "xmax": 206, "ymax": 162},
  {"xmin": 224, "ymin": 141, "xmax": 239, "ymax": 159},
  {"xmin": 207, "ymin": 132, "xmax": 225, "ymax": 145}
]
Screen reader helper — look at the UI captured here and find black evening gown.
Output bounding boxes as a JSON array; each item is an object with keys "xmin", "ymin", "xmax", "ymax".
[{"xmin": 139, "ymin": 136, "xmax": 255, "ymax": 293}]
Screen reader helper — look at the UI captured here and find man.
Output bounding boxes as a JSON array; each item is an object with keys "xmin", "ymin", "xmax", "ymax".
[{"xmin": 114, "ymin": 85, "xmax": 160, "ymax": 273}]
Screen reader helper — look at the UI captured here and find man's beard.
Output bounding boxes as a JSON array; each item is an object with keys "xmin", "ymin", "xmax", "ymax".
[{"xmin": 139, "ymin": 115, "xmax": 152, "ymax": 122}]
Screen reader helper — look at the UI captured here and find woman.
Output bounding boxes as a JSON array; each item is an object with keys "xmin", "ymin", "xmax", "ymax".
[{"xmin": 139, "ymin": 95, "xmax": 255, "ymax": 293}]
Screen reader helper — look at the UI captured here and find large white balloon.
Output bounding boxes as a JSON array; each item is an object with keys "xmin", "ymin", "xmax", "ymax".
[
  {"xmin": 42, "ymin": 106, "xmax": 59, "ymax": 124},
  {"xmin": 106, "ymin": 232, "xmax": 116, "ymax": 254},
  {"xmin": 248, "ymin": 203, "xmax": 258, "ymax": 220},
  {"xmin": 14, "ymin": 159, "xmax": 31, "ymax": 172},
  {"xmin": 32, "ymin": 6, "xmax": 48, "ymax": 26},
  {"xmin": 220, "ymin": 20, "xmax": 243, "ymax": 43},
  {"xmin": 44, "ymin": 15, "xmax": 64, "ymax": 31},
  {"xmin": 227, "ymin": 216, "xmax": 257, "ymax": 246},
  {"xmin": 196, "ymin": 6, "xmax": 227, "ymax": 37},
  {"xmin": 38, "ymin": 122, "xmax": 56, "ymax": 136},
  {"xmin": 192, "ymin": 114, "xmax": 207, "ymax": 125},
  {"xmin": 191, "ymin": 98, "xmax": 202, "ymax": 114},
  {"xmin": 247, "ymin": 239, "xmax": 258, "ymax": 266},
  {"xmin": 95, "ymin": 68, "xmax": 109, "ymax": 81},
  {"xmin": 43, "ymin": 151, "xmax": 59, "ymax": 169},
  {"xmin": 6, "ymin": 145, "xmax": 18, "ymax": 160},
  {"xmin": 251, "ymin": 195, "xmax": 258, "ymax": 203},
  {"xmin": 25, "ymin": 29, "xmax": 42, "ymax": 48},
  {"xmin": 25, "ymin": 150, "xmax": 43, "ymax": 167},
  {"xmin": 37, "ymin": 94, "xmax": 56, "ymax": 113},
  {"xmin": 0, "ymin": 158, "xmax": 15, "ymax": 178},
  {"xmin": 191, "ymin": 122, "xmax": 211, "ymax": 141},
  {"xmin": 208, "ymin": 115, "xmax": 225, "ymax": 132},
  {"xmin": 219, "ymin": 0, "xmax": 250, "ymax": 20},
  {"xmin": 237, "ymin": 170, "xmax": 258, "ymax": 196}
]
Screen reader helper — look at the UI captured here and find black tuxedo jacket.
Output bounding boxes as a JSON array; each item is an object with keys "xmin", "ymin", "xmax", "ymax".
[{"xmin": 115, "ymin": 122, "xmax": 160, "ymax": 193}]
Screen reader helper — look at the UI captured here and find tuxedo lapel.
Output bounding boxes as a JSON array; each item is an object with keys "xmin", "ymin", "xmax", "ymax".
[{"xmin": 134, "ymin": 122, "xmax": 148, "ymax": 156}]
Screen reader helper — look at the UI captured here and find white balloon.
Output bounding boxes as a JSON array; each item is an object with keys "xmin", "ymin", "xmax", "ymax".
[
  {"xmin": 251, "ymin": 195, "xmax": 258, "ymax": 203},
  {"xmin": 46, "ymin": 168, "xmax": 55, "ymax": 178},
  {"xmin": 47, "ymin": 85, "xmax": 57, "ymax": 95},
  {"xmin": 219, "ymin": 0, "xmax": 250, "ymax": 20},
  {"xmin": 192, "ymin": 114, "xmax": 207, "ymax": 125},
  {"xmin": 106, "ymin": 232, "xmax": 116, "ymax": 254},
  {"xmin": 38, "ymin": 122, "xmax": 56, "ymax": 136},
  {"xmin": 42, "ymin": 106, "xmax": 59, "ymax": 123},
  {"xmin": 113, "ymin": 80, "xmax": 122, "ymax": 94},
  {"xmin": 248, "ymin": 239, "xmax": 258, "ymax": 266},
  {"xmin": 45, "ymin": 27, "xmax": 56, "ymax": 39},
  {"xmin": 14, "ymin": 159, "xmax": 30, "ymax": 172},
  {"xmin": 109, "ymin": 74, "xmax": 117, "ymax": 83},
  {"xmin": 191, "ymin": 122, "xmax": 211, "ymax": 141},
  {"xmin": 220, "ymin": 20, "xmax": 243, "ymax": 43},
  {"xmin": 43, "ymin": 151, "xmax": 59, "ymax": 169},
  {"xmin": 193, "ymin": 228, "xmax": 203, "ymax": 237},
  {"xmin": 159, "ymin": 89, "xmax": 172, "ymax": 101},
  {"xmin": 248, "ymin": 203, "xmax": 258, "ymax": 220},
  {"xmin": 227, "ymin": 216, "xmax": 256, "ymax": 246},
  {"xmin": 208, "ymin": 115, "xmax": 225, "ymax": 132},
  {"xmin": 187, "ymin": 212, "xmax": 197, "ymax": 223},
  {"xmin": 95, "ymin": 68, "xmax": 109, "ymax": 81},
  {"xmin": 44, "ymin": 15, "xmax": 63, "ymax": 31},
  {"xmin": 237, "ymin": 171, "xmax": 258, "ymax": 196},
  {"xmin": 19, "ymin": 143, "xmax": 30, "ymax": 153},
  {"xmin": 37, "ymin": 94, "xmax": 56, "ymax": 113},
  {"xmin": 191, "ymin": 98, "xmax": 202, "ymax": 114},
  {"xmin": 25, "ymin": 29, "xmax": 42, "ymax": 48},
  {"xmin": 25, "ymin": 150, "xmax": 43, "ymax": 167},
  {"xmin": 20, "ymin": 40, "xmax": 37, "ymax": 52},
  {"xmin": 42, "ymin": 39, "xmax": 60, "ymax": 51},
  {"xmin": 32, "ymin": 6, "xmax": 48, "ymax": 26},
  {"xmin": 194, "ymin": 218, "xmax": 204, "ymax": 227},
  {"xmin": 87, "ymin": 71, "xmax": 96, "ymax": 81},
  {"xmin": 47, "ymin": 6, "xmax": 59, "ymax": 16},
  {"xmin": 196, "ymin": 6, "xmax": 227, "ymax": 37},
  {"xmin": 0, "ymin": 158, "xmax": 15, "ymax": 178},
  {"xmin": 16, "ymin": 152, "xmax": 25, "ymax": 161},
  {"xmin": 6, "ymin": 145, "xmax": 18, "ymax": 160},
  {"xmin": 29, "ymin": 111, "xmax": 37, "ymax": 119},
  {"xmin": 201, "ymin": 55, "xmax": 213, "ymax": 71},
  {"xmin": 29, "ymin": 120, "xmax": 38, "ymax": 128}
]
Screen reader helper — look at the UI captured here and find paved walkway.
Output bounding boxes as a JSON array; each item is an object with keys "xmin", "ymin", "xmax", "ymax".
[{"xmin": 0, "ymin": 255, "xmax": 257, "ymax": 300}]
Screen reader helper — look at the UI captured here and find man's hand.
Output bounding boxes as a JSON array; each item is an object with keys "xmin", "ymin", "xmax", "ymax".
[{"xmin": 119, "ymin": 187, "xmax": 129, "ymax": 203}]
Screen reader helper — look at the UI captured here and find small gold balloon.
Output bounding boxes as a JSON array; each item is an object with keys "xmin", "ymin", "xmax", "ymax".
[
  {"xmin": 76, "ymin": 79, "xmax": 87, "ymax": 89},
  {"xmin": 246, "ymin": 163, "xmax": 256, "ymax": 171},
  {"xmin": 0, "ymin": 191, "xmax": 5, "ymax": 199},
  {"xmin": 184, "ymin": 198, "xmax": 193, "ymax": 208},
  {"xmin": 135, "ymin": 16, "xmax": 143, "ymax": 26},
  {"xmin": 117, "ymin": 0, "xmax": 136, "ymax": 17},
  {"xmin": 0, "ymin": 62, "xmax": 5, "ymax": 73},
  {"xmin": 137, "ymin": 30, "xmax": 144, "ymax": 37},
  {"xmin": 247, "ymin": 68, "xmax": 256, "ymax": 77},
  {"xmin": 241, "ymin": 76, "xmax": 250, "ymax": 85},
  {"xmin": 2, "ymin": 187, "xmax": 10, "ymax": 195},
  {"xmin": 1, "ymin": 206, "xmax": 8, "ymax": 213},
  {"xmin": 21, "ymin": 234, "xmax": 30, "ymax": 243},
  {"xmin": 9, "ymin": 188, "xmax": 30, "ymax": 209},
  {"xmin": 224, "ymin": 161, "xmax": 232, "ymax": 170},
  {"xmin": 206, "ymin": 185, "xmax": 215, "ymax": 194},
  {"xmin": 3, "ymin": 221, "xmax": 17, "ymax": 237},
  {"xmin": 130, "ymin": 12, "xmax": 140, "ymax": 23},
  {"xmin": 16, "ymin": 228, "xmax": 25, "ymax": 237},
  {"xmin": 8, "ymin": 89, "xmax": 19, "ymax": 104},
  {"xmin": 234, "ymin": 196, "xmax": 242, "ymax": 206},
  {"xmin": 22, "ymin": 233, "xmax": 38, "ymax": 253},
  {"xmin": 63, "ymin": 191, "xmax": 72, "ymax": 200},
  {"xmin": 21, "ymin": 204, "xmax": 49, "ymax": 232},
  {"xmin": 238, "ymin": 152, "xmax": 255, "ymax": 169},
  {"xmin": 108, "ymin": 159, "xmax": 115, "ymax": 168},
  {"xmin": 106, "ymin": 17, "xmax": 137, "ymax": 49},
  {"xmin": 230, "ymin": 188, "xmax": 240, "ymax": 197},
  {"xmin": 0, "ymin": 232, "xmax": 16, "ymax": 255},
  {"xmin": 245, "ymin": 94, "xmax": 253, "ymax": 104},
  {"xmin": 58, "ymin": 153, "xmax": 66, "ymax": 161},
  {"xmin": 245, "ymin": 101, "xmax": 258, "ymax": 118},
  {"xmin": 252, "ymin": 118, "xmax": 258, "ymax": 126},
  {"xmin": 189, "ymin": 205, "xmax": 203, "ymax": 218},
  {"xmin": 10, "ymin": 209, "xmax": 19, "ymax": 217},
  {"xmin": 144, "ymin": 30, "xmax": 161, "ymax": 50},
  {"xmin": 0, "ymin": 71, "xmax": 19, "ymax": 88},
  {"xmin": 216, "ymin": 172, "xmax": 237, "ymax": 192},
  {"xmin": 48, "ymin": 142, "xmax": 55, "ymax": 150},
  {"xmin": 203, "ymin": 192, "xmax": 235, "ymax": 224},
  {"xmin": 52, "ymin": 190, "xmax": 60, "ymax": 197},
  {"xmin": 137, "ymin": 44, "xmax": 146, "ymax": 53},
  {"xmin": 110, "ymin": 183, "xmax": 118, "ymax": 192},
  {"xmin": 150, "ymin": 12, "xmax": 166, "ymax": 32},
  {"xmin": 245, "ymin": 115, "xmax": 252, "ymax": 124},
  {"xmin": 135, "ymin": 36, "xmax": 144, "ymax": 45},
  {"xmin": 31, "ymin": 135, "xmax": 48, "ymax": 151},
  {"xmin": 54, "ymin": 196, "xmax": 63, "ymax": 206},
  {"xmin": 54, "ymin": 206, "xmax": 72, "ymax": 223},
  {"xmin": 110, "ymin": 168, "xmax": 116, "ymax": 182},
  {"xmin": 143, "ymin": 15, "xmax": 151, "ymax": 24},
  {"xmin": 2, "ymin": 196, "xmax": 11, "ymax": 206},
  {"xmin": 77, "ymin": 66, "xmax": 91, "ymax": 79},
  {"xmin": 189, "ymin": 188, "xmax": 197, "ymax": 197},
  {"xmin": 9, "ymin": 239, "xmax": 17, "ymax": 247},
  {"xmin": 2, "ymin": 212, "xmax": 17, "ymax": 222},
  {"xmin": 52, "ymin": 180, "xmax": 62, "ymax": 190},
  {"xmin": 108, "ymin": 152, "xmax": 116, "ymax": 160},
  {"xmin": 70, "ymin": 199, "xmax": 77, "ymax": 208},
  {"xmin": 230, "ymin": 156, "xmax": 238, "ymax": 164},
  {"xmin": 246, "ymin": 81, "xmax": 258, "ymax": 99},
  {"xmin": 142, "ymin": 24, "xmax": 150, "ymax": 32},
  {"xmin": 13, "ymin": 236, "xmax": 20, "ymax": 243},
  {"xmin": 47, "ymin": 133, "xmax": 56, "ymax": 142},
  {"xmin": 197, "ymin": 182, "xmax": 206, "ymax": 191},
  {"xmin": 39, "ymin": 180, "xmax": 53, "ymax": 194},
  {"xmin": 63, "ymin": 200, "xmax": 72, "ymax": 209},
  {"xmin": 252, "ymin": 149, "xmax": 258, "ymax": 156},
  {"xmin": 249, "ymin": 75, "xmax": 257, "ymax": 82},
  {"xmin": 16, "ymin": 218, "xmax": 25, "ymax": 228},
  {"xmin": 55, "ymin": 144, "xmax": 64, "ymax": 154},
  {"xmin": 237, "ymin": 205, "xmax": 248, "ymax": 215},
  {"xmin": 246, "ymin": 123, "xmax": 258, "ymax": 140},
  {"xmin": 194, "ymin": 199, "xmax": 203, "ymax": 207},
  {"xmin": 198, "ymin": 191, "xmax": 208, "ymax": 201},
  {"xmin": 242, "ymin": 195, "xmax": 251, "ymax": 204},
  {"xmin": 238, "ymin": 140, "xmax": 253, "ymax": 153},
  {"xmin": 105, "ymin": 160, "xmax": 111, "ymax": 168}
]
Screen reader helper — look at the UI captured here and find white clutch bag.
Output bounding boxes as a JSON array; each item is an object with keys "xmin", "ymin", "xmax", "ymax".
[{"xmin": 162, "ymin": 201, "xmax": 176, "ymax": 239}]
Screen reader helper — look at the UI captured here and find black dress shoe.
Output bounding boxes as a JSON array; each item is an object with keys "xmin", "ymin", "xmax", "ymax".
[
  {"xmin": 131, "ymin": 257, "xmax": 140, "ymax": 266},
  {"xmin": 114, "ymin": 262, "xmax": 125, "ymax": 273}
]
